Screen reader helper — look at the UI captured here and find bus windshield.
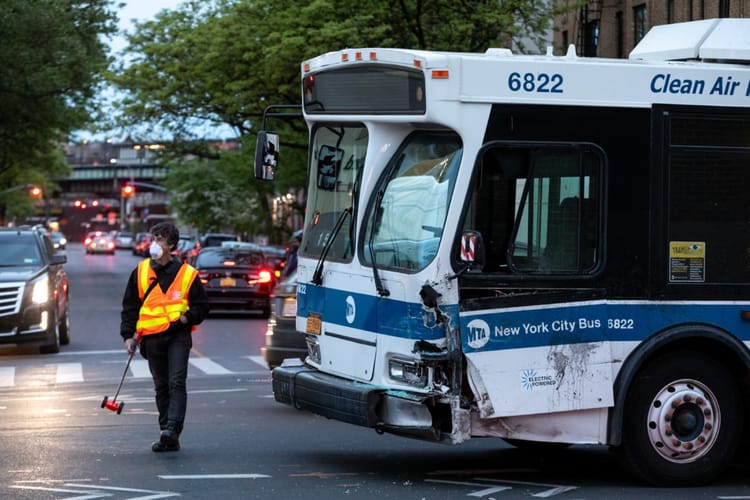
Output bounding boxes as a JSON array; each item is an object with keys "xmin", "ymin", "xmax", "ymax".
[
  {"xmin": 302, "ymin": 124, "xmax": 368, "ymax": 261},
  {"xmin": 363, "ymin": 132, "xmax": 462, "ymax": 272}
]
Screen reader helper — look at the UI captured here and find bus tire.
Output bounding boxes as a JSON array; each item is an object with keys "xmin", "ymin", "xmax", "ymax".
[{"xmin": 617, "ymin": 351, "xmax": 741, "ymax": 485}]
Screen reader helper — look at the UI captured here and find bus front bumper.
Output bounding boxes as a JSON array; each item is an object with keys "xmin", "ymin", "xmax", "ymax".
[{"xmin": 272, "ymin": 364, "xmax": 440, "ymax": 439}]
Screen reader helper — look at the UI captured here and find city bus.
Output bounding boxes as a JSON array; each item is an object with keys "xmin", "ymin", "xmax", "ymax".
[{"xmin": 257, "ymin": 19, "xmax": 750, "ymax": 485}]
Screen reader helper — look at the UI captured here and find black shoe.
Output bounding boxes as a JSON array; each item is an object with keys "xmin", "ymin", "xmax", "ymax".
[
  {"xmin": 151, "ymin": 440, "xmax": 180, "ymax": 452},
  {"xmin": 152, "ymin": 426, "xmax": 180, "ymax": 452}
]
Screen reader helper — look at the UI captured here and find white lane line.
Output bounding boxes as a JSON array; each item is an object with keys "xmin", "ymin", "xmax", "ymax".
[
  {"xmin": 10, "ymin": 485, "xmax": 109, "ymax": 499},
  {"xmin": 189, "ymin": 358, "xmax": 233, "ymax": 375},
  {"xmin": 57, "ymin": 349, "xmax": 122, "ymax": 355},
  {"xmin": 66, "ymin": 483, "xmax": 179, "ymax": 498},
  {"xmin": 425, "ymin": 479, "xmax": 511, "ymax": 497},
  {"xmin": 477, "ymin": 478, "xmax": 578, "ymax": 497},
  {"xmin": 159, "ymin": 473, "xmax": 270, "ymax": 479},
  {"xmin": 55, "ymin": 363, "xmax": 83, "ymax": 384},
  {"xmin": 130, "ymin": 359, "xmax": 152, "ymax": 378},
  {"xmin": 0, "ymin": 366, "xmax": 15, "ymax": 387}
]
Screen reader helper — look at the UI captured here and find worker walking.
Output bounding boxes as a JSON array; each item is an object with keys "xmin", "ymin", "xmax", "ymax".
[{"xmin": 120, "ymin": 222, "xmax": 209, "ymax": 452}]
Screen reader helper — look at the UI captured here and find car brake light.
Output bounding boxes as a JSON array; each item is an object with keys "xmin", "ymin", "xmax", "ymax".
[
  {"xmin": 199, "ymin": 272, "xmax": 209, "ymax": 284},
  {"xmin": 258, "ymin": 269, "xmax": 273, "ymax": 284}
]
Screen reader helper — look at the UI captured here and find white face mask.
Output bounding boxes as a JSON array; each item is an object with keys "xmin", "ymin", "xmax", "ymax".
[{"xmin": 149, "ymin": 241, "xmax": 164, "ymax": 260}]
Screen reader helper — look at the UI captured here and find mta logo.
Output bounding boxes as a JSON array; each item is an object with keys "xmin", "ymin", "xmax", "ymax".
[{"xmin": 466, "ymin": 319, "xmax": 490, "ymax": 349}]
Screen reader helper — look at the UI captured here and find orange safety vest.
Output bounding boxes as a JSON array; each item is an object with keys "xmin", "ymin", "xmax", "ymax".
[{"xmin": 136, "ymin": 259, "xmax": 199, "ymax": 336}]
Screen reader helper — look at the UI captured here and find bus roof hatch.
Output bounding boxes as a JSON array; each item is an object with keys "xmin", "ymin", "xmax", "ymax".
[{"xmin": 630, "ymin": 18, "xmax": 750, "ymax": 63}]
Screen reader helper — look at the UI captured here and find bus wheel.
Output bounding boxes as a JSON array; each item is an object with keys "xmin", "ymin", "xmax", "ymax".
[{"xmin": 618, "ymin": 351, "xmax": 741, "ymax": 485}]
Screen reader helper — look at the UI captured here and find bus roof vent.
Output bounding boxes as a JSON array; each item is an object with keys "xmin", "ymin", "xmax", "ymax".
[
  {"xmin": 485, "ymin": 48, "xmax": 512, "ymax": 57},
  {"xmin": 630, "ymin": 18, "xmax": 750, "ymax": 63}
]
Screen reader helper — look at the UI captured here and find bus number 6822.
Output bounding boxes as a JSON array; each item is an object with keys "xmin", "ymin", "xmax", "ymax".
[{"xmin": 508, "ymin": 72, "xmax": 564, "ymax": 93}]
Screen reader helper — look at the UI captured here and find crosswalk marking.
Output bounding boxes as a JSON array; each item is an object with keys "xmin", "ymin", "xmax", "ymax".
[
  {"xmin": 0, "ymin": 366, "xmax": 14, "ymax": 387},
  {"xmin": 0, "ymin": 355, "xmax": 268, "ymax": 388},
  {"xmin": 130, "ymin": 359, "xmax": 151, "ymax": 378},
  {"xmin": 247, "ymin": 355, "xmax": 267, "ymax": 368},
  {"xmin": 189, "ymin": 357, "xmax": 233, "ymax": 375},
  {"xmin": 55, "ymin": 363, "xmax": 83, "ymax": 384}
]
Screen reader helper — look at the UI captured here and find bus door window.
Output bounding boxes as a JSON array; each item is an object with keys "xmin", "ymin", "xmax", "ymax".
[{"xmin": 463, "ymin": 143, "xmax": 604, "ymax": 276}]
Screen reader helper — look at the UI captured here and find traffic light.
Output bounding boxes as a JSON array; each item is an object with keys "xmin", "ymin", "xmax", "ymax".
[
  {"xmin": 121, "ymin": 184, "xmax": 135, "ymax": 198},
  {"xmin": 29, "ymin": 186, "xmax": 43, "ymax": 199}
]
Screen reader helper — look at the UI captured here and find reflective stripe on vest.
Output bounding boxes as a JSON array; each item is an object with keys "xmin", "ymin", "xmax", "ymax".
[{"xmin": 135, "ymin": 259, "xmax": 199, "ymax": 336}]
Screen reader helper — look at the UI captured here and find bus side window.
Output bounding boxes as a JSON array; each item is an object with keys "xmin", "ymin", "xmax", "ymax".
[
  {"xmin": 545, "ymin": 196, "xmax": 580, "ymax": 270},
  {"xmin": 464, "ymin": 143, "xmax": 603, "ymax": 275}
]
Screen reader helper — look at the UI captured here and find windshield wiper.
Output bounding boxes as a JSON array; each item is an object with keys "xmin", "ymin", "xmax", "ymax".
[
  {"xmin": 368, "ymin": 189, "xmax": 390, "ymax": 297},
  {"xmin": 311, "ymin": 207, "xmax": 352, "ymax": 286}
]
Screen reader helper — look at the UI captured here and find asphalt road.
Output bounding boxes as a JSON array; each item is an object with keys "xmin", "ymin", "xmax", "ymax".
[{"xmin": 0, "ymin": 244, "xmax": 748, "ymax": 499}]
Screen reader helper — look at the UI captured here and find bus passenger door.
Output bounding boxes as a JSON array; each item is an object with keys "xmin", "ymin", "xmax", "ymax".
[{"xmin": 456, "ymin": 142, "xmax": 613, "ymax": 418}]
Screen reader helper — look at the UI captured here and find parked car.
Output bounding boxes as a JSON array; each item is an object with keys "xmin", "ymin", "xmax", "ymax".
[
  {"xmin": 49, "ymin": 231, "xmax": 67, "ymax": 250},
  {"xmin": 259, "ymin": 245, "xmax": 287, "ymax": 279},
  {"xmin": 132, "ymin": 232, "xmax": 151, "ymax": 257},
  {"xmin": 193, "ymin": 243, "xmax": 275, "ymax": 317},
  {"xmin": 114, "ymin": 231, "xmax": 134, "ymax": 249},
  {"xmin": 174, "ymin": 238, "xmax": 199, "ymax": 263},
  {"xmin": 84, "ymin": 231, "xmax": 115, "ymax": 255},
  {"xmin": 261, "ymin": 269, "xmax": 306, "ymax": 369},
  {"xmin": 0, "ymin": 226, "xmax": 70, "ymax": 353},
  {"xmin": 200, "ymin": 232, "xmax": 239, "ymax": 247}
]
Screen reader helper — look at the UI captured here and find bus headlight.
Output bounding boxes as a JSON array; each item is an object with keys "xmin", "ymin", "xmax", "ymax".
[
  {"xmin": 31, "ymin": 276, "xmax": 50, "ymax": 304},
  {"xmin": 388, "ymin": 357, "xmax": 427, "ymax": 386}
]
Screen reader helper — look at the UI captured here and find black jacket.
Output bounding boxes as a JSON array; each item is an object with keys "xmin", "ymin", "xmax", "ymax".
[{"xmin": 120, "ymin": 256, "xmax": 209, "ymax": 340}]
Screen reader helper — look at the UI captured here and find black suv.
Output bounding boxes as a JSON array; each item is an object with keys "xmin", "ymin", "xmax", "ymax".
[{"xmin": 0, "ymin": 226, "xmax": 70, "ymax": 353}]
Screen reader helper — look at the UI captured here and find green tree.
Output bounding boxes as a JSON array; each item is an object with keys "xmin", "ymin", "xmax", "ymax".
[
  {"xmin": 0, "ymin": 0, "xmax": 117, "ymax": 223},
  {"xmin": 111, "ymin": 0, "xmax": 558, "ymax": 240}
]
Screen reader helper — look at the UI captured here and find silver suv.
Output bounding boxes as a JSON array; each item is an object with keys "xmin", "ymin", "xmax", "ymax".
[{"xmin": 0, "ymin": 226, "xmax": 70, "ymax": 353}]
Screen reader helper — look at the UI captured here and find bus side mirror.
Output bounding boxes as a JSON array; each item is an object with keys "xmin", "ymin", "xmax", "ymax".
[
  {"xmin": 459, "ymin": 230, "xmax": 485, "ymax": 270},
  {"xmin": 254, "ymin": 131, "xmax": 280, "ymax": 181}
]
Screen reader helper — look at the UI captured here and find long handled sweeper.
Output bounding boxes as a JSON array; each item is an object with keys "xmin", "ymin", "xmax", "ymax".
[{"xmin": 101, "ymin": 336, "xmax": 139, "ymax": 414}]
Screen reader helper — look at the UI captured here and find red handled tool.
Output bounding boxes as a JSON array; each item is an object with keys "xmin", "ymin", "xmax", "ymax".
[{"xmin": 101, "ymin": 337, "xmax": 139, "ymax": 414}]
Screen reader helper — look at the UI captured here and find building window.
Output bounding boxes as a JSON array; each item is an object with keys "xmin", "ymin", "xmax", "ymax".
[
  {"xmin": 633, "ymin": 4, "xmax": 648, "ymax": 45},
  {"xmin": 719, "ymin": 0, "xmax": 730, "ymax": 17},
  {"xmin": 616, "ymin": 11, "xmax": 624, "ymax": 58},
  {"xmin": 668, "ymin": 0, "xmax": 674, "ymax": 22},
  {"xmin": 584, "ymin": 20, "xmax": 599, "ymax": 57}
]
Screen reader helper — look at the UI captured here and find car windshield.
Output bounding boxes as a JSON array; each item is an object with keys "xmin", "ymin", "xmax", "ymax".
[
  {"xmin": 195, "ymin": 250, "xmax": 265, "ymax": 268},
  {"xmin": 0, "ymin": 236, "xmax": 42, "ymax": 266}
]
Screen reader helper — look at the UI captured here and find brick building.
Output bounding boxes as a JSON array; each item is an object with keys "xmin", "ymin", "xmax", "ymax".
[{"xmin": 554, "ymin": 0, "xmax": 750, "ymax": 58}]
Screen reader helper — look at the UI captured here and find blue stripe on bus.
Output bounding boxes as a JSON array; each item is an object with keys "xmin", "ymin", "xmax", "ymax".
[
  {"xmin": 298, "ymin": 283, "xmax": 451, "ymax": 340},
  {"xmin": 462, "ymin": 302, "xmax": 749, "ymax": 351},
  {"xmin": 298, "ymin": 284, "xmax": 750, "ymax": 349}
]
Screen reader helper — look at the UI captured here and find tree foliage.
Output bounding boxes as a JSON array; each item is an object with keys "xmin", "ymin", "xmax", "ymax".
[
  {"xmin": 111, "ymin": 0, "xmax": 557, "ymax": 239},
  {"xmin": 0, "ymin": 0, "xmax": 117, "ymax": 222}
]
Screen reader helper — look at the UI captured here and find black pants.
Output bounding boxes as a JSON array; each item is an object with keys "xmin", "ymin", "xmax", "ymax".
[{"xmin": 142, "ymin": 329, "xmax": 192, "ymax": 434}]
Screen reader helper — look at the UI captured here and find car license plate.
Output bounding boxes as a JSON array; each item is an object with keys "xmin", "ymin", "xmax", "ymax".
[
  {"xmin": 219, "ymin": 277, "xmax": 236, "ymax": 287},
  {"xmin": 306, "ymin": 313, "xmax": 321, "ymax": 335},
  {"xmin": 281, "ymin": 298, "xmax": 297, "ymax": 317}
]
